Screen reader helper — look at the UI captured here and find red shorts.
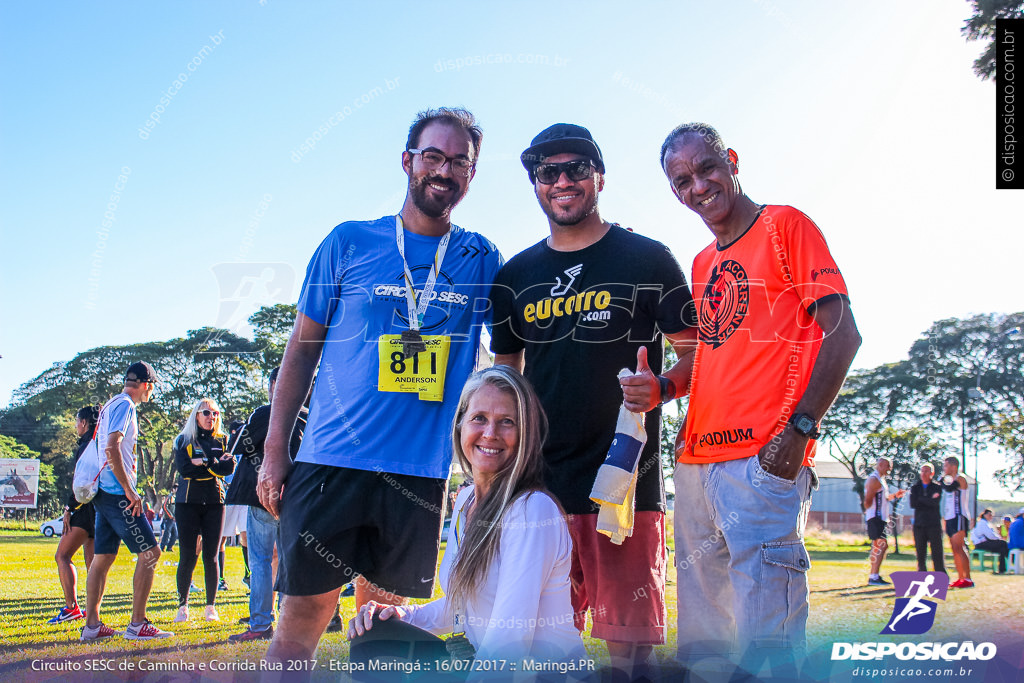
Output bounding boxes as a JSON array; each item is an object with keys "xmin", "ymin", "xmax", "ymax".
[{"xmin": 567, "ymin": 511, "xmax": 666, "ymax": 644}]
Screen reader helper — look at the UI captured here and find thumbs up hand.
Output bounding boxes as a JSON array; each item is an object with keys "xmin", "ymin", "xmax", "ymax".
[{"xmin": 620, "ymin": 346, "xmax": 660, "ymax": 414}]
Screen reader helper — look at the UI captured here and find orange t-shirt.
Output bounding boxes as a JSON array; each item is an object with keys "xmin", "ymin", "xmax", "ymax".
[{"xmin": 676, "ymin": 205, "xmax": 849, "ymax": 466}]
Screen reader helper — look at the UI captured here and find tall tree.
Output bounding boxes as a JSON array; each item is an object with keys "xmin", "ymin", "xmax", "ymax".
[
  {"xmin": 905, "ymin": 312, "xmax": 1024, "ymax": 485},
  {"xmin": 962, "ymin": 0, "xmax": 1024, "ymax": 79},
  {"xmin": 821, "ymin": 360, "xmax": 927, "ymax": 497},
  {"xmin": 250, "ymin": 303, "xmax": 297, "ymax": 372},
  {"xmin": 992, "ymin": 412, "xmax": 1024, "ymax": 491}
]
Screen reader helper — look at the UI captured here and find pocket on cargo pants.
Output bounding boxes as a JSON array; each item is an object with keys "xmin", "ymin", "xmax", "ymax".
[{"xmin": 756, "ymin": 540, "xmax": 811, "ymax": 648}]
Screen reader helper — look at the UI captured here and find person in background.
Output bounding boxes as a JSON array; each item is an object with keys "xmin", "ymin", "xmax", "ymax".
[
  {"xmin": 908, "ymin": 463, "xmax": 945, "ymax": 574},
  {"xmin": 227, "ymin": 367, "xmax": 308, "ymax": 643},
  {"xmin": 970, "ymin": 508, "xmax": 1009, "ymax": 574},
  {"xmin": 863, "ymin": 457, "xmax": 905, "ymax": 585},
  {"xmin": 1009, "ymin": 508, "xmax": 1024, "ymax": 551},
  {"xmin": 221, "ymin": 419, "xmax": 250, "ymax": 590},
  {"xmin": 218, "ymin": 504, "xmax": 247, "ymax": 591},
  {"xmin": 999, "ymin": 515, "xmax": 1012, "ymax": 540},
  {"xmin": 82, "ymin": 361, "xmax": 171, "ymax": 641},
  {"xmin": 941, "ymin": 456, "xmax": 973, "ymax": 588},
  {"xmin": 159, "ymin": 485, "xmax": 178, "ymax": 551},
  {"xmin": 172, "ymin": 398, "xmax": 235, "ymax": 622},
  {"xmin": 47, "ymin": 404, "xmax": 99, "ymax": 624}
]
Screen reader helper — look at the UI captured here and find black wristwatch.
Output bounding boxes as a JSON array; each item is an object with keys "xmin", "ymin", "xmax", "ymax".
[
  {"xmin": 789, "ymin": 413, "xmax": 820, "ymax": 440},
  {"xmin": 657, "ymin": 375, "xmax": 676, "ymax": 404}
]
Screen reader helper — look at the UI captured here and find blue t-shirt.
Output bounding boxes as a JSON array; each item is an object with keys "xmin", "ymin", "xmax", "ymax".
[
  {"xmin": 1010, "ymin": 517, "xmax": 1024, "ymax": 550},
  {"xmin": 295, "ymin": 216, "xmax": 502, "ymax": 478},
  {"xmin": 97, "ymin": 393, "xmax": 139, "ymax": 495}
]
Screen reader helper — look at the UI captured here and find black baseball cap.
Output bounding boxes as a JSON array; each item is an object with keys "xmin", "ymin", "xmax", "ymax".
[
  {"xmin": 520, "ymin": 123, "xmax": 605, "ymax": 181},
  {"xmin": 125, "ymin": 361, "xmax": 159, "ymax": 384}
]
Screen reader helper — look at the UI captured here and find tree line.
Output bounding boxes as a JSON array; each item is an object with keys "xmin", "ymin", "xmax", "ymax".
[
  {"xmin": 661, "ymin": 313, "xmax": 1023, "ymax": 499},
  {"xmin": 0, "ymin": 304, "xmax": 295, "ymax": 516},
  {"xmin": 2, "ymin": 307, "xmax": 1022, "ymax": 517}
]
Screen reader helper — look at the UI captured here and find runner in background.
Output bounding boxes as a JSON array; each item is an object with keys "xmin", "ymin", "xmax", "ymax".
[
  {"xmin": 942, "ymin": 456, "xmax": 974, "ymax": 588},
  {"xmin": 863, "ymin": 457, "xmax": 905, "ymax": 585},
  {"xmin": 46, "ymin": 404, "xmax": 99, "ymax": 625}
]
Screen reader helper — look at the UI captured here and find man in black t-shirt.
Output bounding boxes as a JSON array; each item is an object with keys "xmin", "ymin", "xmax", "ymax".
[{"xmin": 490, "ymin": 123, "xmax": 698, "ymax": 680}]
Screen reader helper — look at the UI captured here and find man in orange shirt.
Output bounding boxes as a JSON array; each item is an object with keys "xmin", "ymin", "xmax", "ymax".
[{"xmin": 626, "ymin": 123, "xmax": 861, "ymax": 676}]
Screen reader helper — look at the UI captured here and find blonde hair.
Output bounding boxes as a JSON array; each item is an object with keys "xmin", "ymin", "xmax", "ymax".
[
  {"xmin": 448, "ymin": 366, "xmax": 551, "ymax": 609},
  {"xmin": 177, "ymin": 397, "xmax": 225, "ymax": 446}
]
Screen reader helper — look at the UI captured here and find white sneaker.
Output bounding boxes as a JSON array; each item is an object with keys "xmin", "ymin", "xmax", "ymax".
[
  {"xmin": 204, "ymin": 605, "xmax": 220, "ymax": 622},
  {"xmin": 172, "ymin": 606, "xmax": 189, "ymax": 623},
  {"xmin": 124, "ymin": 619, "xmax": 173, "ymax": 640},
  {"xmin": 80, "ymin": 621, "xmax": 118, "ymax": 642}
]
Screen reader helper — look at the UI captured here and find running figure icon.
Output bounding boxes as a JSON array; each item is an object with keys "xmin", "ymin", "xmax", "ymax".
[
  {"xmin": 881, "ymin": 571, "xmax": 949, "ymax": 635},
  {"xmin": 887, "ymin": 575, "xmax": 937, "ymax": 629}
]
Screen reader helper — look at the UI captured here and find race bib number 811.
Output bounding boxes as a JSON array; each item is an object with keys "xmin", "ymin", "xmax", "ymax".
[{"xmin": 377, "ymin": 334, "xmax": 451, "ymax": 402}]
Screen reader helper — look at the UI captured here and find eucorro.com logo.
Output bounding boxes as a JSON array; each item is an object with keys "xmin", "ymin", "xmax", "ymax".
[{"xmin": 831, "ymin": 572, "xmax": 996, "ymax": 662}]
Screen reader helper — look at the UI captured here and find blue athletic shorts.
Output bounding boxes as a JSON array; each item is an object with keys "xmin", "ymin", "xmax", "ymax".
[{"xmin": 93, "ymin": 489, "xmax": 159, "ymax": 555}]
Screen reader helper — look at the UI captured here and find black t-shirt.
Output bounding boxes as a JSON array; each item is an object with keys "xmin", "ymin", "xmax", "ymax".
[
  {"xmin": 489, "ymin": 225, "xmax": 696, "ymax": 514},
  {"xmin": 224, "ymin": 404, "xmax": 307, "ymax": 510}
]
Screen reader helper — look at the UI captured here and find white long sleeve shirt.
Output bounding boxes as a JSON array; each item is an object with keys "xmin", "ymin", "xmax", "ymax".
[
  {"xmin": 403, "ymin": 486, "xmax": 588, "ymax": 672},
  {"xmin": 971, "ymin": 520, "xmax": 1002, "ymax": 545}
]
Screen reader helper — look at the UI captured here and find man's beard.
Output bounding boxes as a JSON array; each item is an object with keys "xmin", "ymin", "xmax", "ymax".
[
  {"xmin": 409, "ymin": 174, "xmax": 463, "ymax": 219},
  {"xmin": 541, "ymin": 191, "xmax": 599, "ymax": 226}
]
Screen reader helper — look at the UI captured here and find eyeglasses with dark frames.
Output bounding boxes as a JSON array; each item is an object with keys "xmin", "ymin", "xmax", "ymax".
[
  {"xmin": 407, "ymin": 148, "xmax": 475, "ymax": 177},
  {"xmin": 534, "ymin": 159, "xmax": 596, "ymax": 185}
]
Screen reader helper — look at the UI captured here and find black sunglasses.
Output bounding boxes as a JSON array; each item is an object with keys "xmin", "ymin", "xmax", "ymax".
[
  {"xmin": 199, "ymin": 409, "xmax": 220, "ymax": 417},
  {"xmin": 534, "ymin": 159, "xmax": 596, "ymax": 185}
]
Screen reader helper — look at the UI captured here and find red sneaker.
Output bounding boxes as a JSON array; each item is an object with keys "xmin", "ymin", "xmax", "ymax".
[
  {"xmin": 949, "ymin": 578, "xmax": 966, "ymax": 588},
  {"xmin": 47, "ymin": 604, "xmax": 84, "ymax": 624},
  {"xmin": 228, "ymin": 625, "xmax": 274, "ymax": 642},
  {"xmin": 959, "ymin": 578, "xmax": 975, "ymax": 588}
]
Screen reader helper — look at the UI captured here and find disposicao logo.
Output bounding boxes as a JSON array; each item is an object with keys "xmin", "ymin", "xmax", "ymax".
[
  {"xmin": 831, "ymin": 571, "xmax": 997, "ymax": 662},
  {"xmin": 881, "ymin": 571, "xmax": 948, "ymax": 635}
]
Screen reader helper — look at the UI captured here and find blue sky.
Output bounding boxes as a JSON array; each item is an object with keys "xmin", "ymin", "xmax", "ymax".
[{"xmin": 2, "ymin": 1, "xmax": 1021, "ymax": 497}]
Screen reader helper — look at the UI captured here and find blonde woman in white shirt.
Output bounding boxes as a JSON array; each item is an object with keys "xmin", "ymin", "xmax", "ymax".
[{"xmin": 348, "ymin": 366, "xmax": 589, "ymax": 679}]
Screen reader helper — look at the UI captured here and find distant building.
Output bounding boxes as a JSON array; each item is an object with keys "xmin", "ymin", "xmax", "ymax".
[{"xmin": 808, "ymin": 460, "xmax": 977, "ymax": 533}]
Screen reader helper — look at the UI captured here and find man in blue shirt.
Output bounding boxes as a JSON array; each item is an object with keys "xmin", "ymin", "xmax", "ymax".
[
  {"xmin": 1009, "ymin": 508, "xmax": 1024, "ymax": 551},
  {"xmin": 258, "ymin": 108, "xmax": 501, "ymax": 667}
]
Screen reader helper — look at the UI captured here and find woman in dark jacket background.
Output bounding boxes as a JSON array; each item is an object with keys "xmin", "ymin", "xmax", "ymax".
[
  {"xmin": 171, "ymin": 397, "xmax": 234, "ymax": 623},
  {"xmin": 47, "ymin": 404, "xmax": 99, "ymax": 624}
]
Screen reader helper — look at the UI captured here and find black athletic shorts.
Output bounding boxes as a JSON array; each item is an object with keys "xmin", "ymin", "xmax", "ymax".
[
  {"xmin": 866, "ymin": 517, "xmax": 887, "ymax": 541},
  {"xmin": 276, "ymin": 462, "xmax": 446, "ymax": 599},
  {"xmin": 69, "ymin": 502, "xmax": 95, "ymax": 539},
  {"xmin": 945, "ymin": 514, "xmax": 969, "ymax": 537}
]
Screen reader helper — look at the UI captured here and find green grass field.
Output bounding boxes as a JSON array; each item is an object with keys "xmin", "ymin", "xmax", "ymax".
[{"xmin": 1, "ymin": 526, "xmax": 1022, "ymax": 681}]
